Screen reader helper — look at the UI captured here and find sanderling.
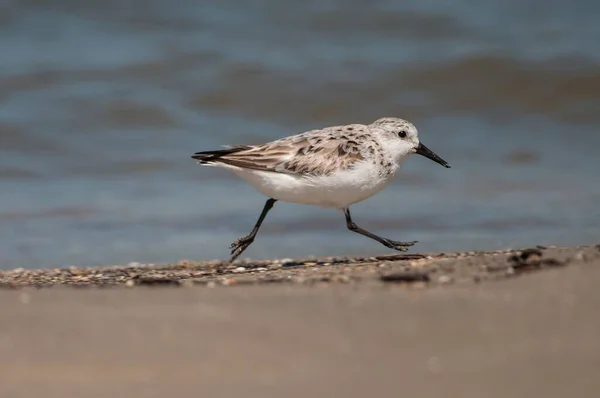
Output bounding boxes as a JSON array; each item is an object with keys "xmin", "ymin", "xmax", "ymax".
[{"xmin": 192, "ymin": 117, "xmax": 450, "ymax": 262}]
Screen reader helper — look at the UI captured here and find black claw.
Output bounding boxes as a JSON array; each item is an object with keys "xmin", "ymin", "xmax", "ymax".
[
  {"xmin": 343, "ymin": 208, "xmax": 419, "ymax": 254},
  {"xmin": 229, "ymin": 237, "xmax": 254, "ymax": 262},
  {"xmin": 227, "ymin": 199, "xmax": 277, "ymax": 263},
  {"xmin": 383, "ymin": 239, "xmax": 418, "ymax": 252},
  {"xmin": 230, "ymin": 237, "xmax": 251, "ymax": 251}
]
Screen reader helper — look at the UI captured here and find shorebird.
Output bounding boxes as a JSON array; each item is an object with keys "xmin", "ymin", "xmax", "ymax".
[{"xmin": 192, "ymin": 117, "xmax": 450, "ymax": 261}]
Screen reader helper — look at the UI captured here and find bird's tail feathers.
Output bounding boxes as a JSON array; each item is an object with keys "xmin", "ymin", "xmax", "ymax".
[{"xmin": 191, "ymin": 146, "xmax": 251, "ymax": 165}]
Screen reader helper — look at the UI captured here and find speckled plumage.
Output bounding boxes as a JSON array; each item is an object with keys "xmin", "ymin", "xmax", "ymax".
[
  {"xmin": 194, "ymin": 118, "xmax": 418, "ymax": 180},
  {"xmin": 208, "ymin": 126, "xmax": 370, "ymax": 175}
]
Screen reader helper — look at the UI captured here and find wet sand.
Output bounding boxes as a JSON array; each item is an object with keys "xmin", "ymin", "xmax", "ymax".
[{"xmin": 1, "ymin": 245, "xmax": 600, "ymax": 397}]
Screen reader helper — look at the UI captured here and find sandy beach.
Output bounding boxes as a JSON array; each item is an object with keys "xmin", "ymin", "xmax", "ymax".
[{"xmin": 1, "ymin": 244, "xmax": 599, "ymax": 397}]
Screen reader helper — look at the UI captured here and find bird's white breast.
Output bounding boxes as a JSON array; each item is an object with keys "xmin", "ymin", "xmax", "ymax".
[{"xmin": 228, "ymin": 160, "xmax": 397, "ymax": 208}]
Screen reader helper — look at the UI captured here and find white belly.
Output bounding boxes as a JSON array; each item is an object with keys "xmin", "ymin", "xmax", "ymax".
[{"xmin": 228, "ymin": 161, "xmax": 396, "ymax": 209}]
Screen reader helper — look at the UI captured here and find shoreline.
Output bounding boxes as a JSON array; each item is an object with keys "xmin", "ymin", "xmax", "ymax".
[
  {"xmin": 3, "ymin": 243, "xmax": 600, "ymax": 397},
  {"xmin": 2, "ymin": 244, "xmax": 598, "ymax": 288}
]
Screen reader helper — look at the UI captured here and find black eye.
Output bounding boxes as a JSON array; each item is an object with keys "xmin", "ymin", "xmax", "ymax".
[{"xmin": 398, "ymin": 130, "xmax": 407, "ymax": 138}]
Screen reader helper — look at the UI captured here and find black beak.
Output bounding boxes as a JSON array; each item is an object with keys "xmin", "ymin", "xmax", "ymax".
[{"xmin": 415, "ymin": 143, "xmax": 451, "ymax": 168}]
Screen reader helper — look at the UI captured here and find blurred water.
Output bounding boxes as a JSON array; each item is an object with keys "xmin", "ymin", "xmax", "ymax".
[{"xmin": 1, "ymin": 0, "xmax": 600, "ymax": 268}]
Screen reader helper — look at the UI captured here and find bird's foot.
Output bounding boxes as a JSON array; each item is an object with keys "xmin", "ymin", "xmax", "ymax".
[
  {"xmin": 229, "ymin": 236, "xmax": 254, "ymax": 262},
  {"xmin": 382, "ymin": 239, "xmax": 418, "ymax": 252}
]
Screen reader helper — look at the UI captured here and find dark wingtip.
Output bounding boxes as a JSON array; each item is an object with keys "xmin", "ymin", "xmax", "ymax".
[{"xmin": 191, "ymin": 147, "xmax": 249, "ymax": 162}]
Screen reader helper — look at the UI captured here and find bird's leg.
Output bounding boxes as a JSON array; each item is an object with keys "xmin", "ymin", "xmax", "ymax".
[
  {"xmin": 343, "ymin": 208, "xmax": 417, "ymax": 251},
  {"xmin": 229, "ymin": 198, "xmax": 277, "ymax": 262}
]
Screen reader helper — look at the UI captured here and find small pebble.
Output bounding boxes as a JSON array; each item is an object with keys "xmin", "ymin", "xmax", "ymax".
[{"xmin": 233, "ymin": 267, "xmax": 246, "ymax": 273}]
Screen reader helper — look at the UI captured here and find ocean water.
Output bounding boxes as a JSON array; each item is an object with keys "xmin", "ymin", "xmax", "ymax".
[{"xmin": 1, "ymin": 0, "xmax": 600, "ymax": 269}]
